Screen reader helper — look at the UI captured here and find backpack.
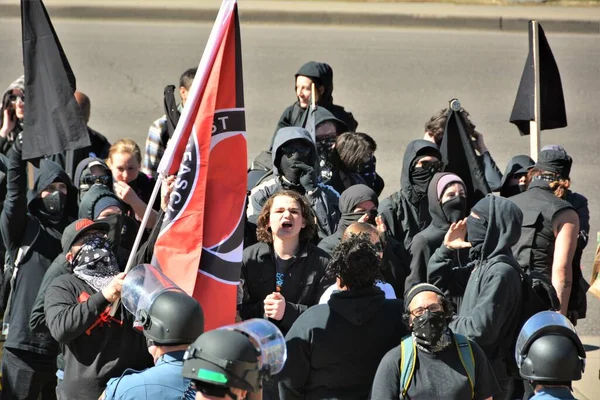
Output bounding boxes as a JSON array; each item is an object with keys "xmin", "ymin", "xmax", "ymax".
[{"xmin": 399, "ymin": 333, "xmax": 476, "ymax": 399}]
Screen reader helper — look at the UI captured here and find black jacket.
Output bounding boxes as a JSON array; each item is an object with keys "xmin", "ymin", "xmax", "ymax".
[
  {"xmin": 379, "ymin": 140, "xmax": 441, "ymax": 253},
  {"xmin": 48, "ymin": 127, "xmax": 111, "ymax": 179},
  {"xmin": 406, "ymin": 172, "xmax": 469, "ymax": 294},
  {"xmin": 1, "ymin": 143, "xmax": 76, "ymax": 356},
  {"xmin": 428, "ymin": 195, "xmax": 523, "ymax": 387},
  {"xmin": 278, "ymin": 287, "xmax": 406, "ymax": 400},
  {"xmin": 44, "ymin": 274, "xmax": 153, "ymax": 400},
  {"xmin": 239, "ymin": 241, "xmax": 332, "ymax": 334}
]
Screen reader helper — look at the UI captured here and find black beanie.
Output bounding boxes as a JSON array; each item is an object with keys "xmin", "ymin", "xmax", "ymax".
[{"xmin": 404, "ymin": 283, "xmax": 445, "ymax": 311}]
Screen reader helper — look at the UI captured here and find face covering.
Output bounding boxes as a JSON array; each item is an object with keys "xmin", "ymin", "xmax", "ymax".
[
  {"xmin": 501, "ymin": 183, "xmax": 526, "ymax": 198},
  {"xmin": 72, "ymin": 234, "xmax": 120, "ymax": 292},
  {"xmin": 99, "ymin": 213, "xmax": 123, "ymax": 252},
  {"xmin": 357, "ymin": 156, "xmax": 377, "ymax": 189},
  {"xmin": 441, "ymin": 196, "xmax": 467, "ymax": 223},
  {"xmin": 466, "ymin": 214, "xmax": 487, "ymax": 261},
  {"xmin": 279, "ymin": 157, "xmax": 311, "ymax": 185},
  {"xmin": 41, "ymin": 190, "xmax": 67, "ymax": 216},
  {"xmin": 340, "ymin": 209, "xmax": 377, "ymax": 230},
  {"xmin": 411, "ymin": 167, "xmax": 435, "ymax": 197},
  {"xmin": 412, "ymin": 310, "xmax": 452, "ymax": 353}
]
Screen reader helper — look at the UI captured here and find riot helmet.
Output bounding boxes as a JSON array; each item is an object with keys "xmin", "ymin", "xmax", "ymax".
[
  {"xmin": 182, "ymin": 319, "xmax": 286, "ymax": 397},
  {"xmin": 516, "ymin": 311, "xmax": 586, "ymax": 383},
  {"xmin": 122, "ymin": 264, "xmax": 204, "ymax": 345}
]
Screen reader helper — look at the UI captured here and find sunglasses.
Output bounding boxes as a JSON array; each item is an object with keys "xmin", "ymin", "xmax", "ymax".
[
  {"xmin": 8, "ymin": 94, "xmax": 25, "ymax": 104},
  {"xmin": 281, "ymin": 145, "xmax": 312, "ymax": 158},
  {"xmin": 81, "ymin": 175, "xmax": 111, "ymax": 186},
  {"xmin": 417, "ymin": 160, "xmax": 445, "ymax": 174}
]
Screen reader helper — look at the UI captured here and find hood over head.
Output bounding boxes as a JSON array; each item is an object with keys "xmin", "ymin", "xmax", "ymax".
[
  {"xmin": 28, "ymin": 159, "xmax": 78, "ymax": 218},
  {"xmin": 337, "ymin": 184, "xmax": 379, "ymax": 233},
  {"xmin": 2, "ymin": 76, "xmax": 25, "ymax": 107},
  {"xmin": 501, "ymin": 155, "xmax": 534, "ymax": 191},
  {"xmin": 78, "ymin": 184, "xmax": 123, "ymax": 220},
  {"xmin": 400, "ymin": 139, "xmax": 442, "ymax": 204},
  {"xmin": 271, "ymin": 126, "xmax": 318, "ymax": 177},
  {"xmin": 470, "ymin": 194, "xmax": 523, "ymax": 261},
  {"xmin": 428, "ymin": 172, "xmax": 465, "ymax": 229},
  {"xmin": 295, "ymin": 61, "xmax": 334, "ymax": 104}
]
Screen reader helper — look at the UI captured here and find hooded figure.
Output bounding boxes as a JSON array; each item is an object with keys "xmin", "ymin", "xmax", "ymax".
[
  {"xmin": 1, "ymin": 141, "xmax": 78, "ymax": 398},
  {"xmin": 74, "ymin": 156, "xmax": 112, "ymax": 202},
  {"xmin": 406, "ymin": 173, "xmax": 469, "ymax": 293},
  {"xmin": 248, "ymin": 127, "xmax": 340, "ymax": 240},
  {"xmin": 0, "ymin": 76, "xmax": 25, "ymax": 155},
  {"xmin": 379, "ymin": 140, "xmax": 442, "ymax": 253},
  {"xmin": 499, "ymin": 155, "xmax": 534, "ymax": 198},
  {"xmin": 309, "ymin": 107, "xmax": 348, "ymax": 182},
  {"xmin": 428, "ymin": 195, "xmax": 524, "ymax": 397},
  {"xmin": 271, "ymin": 61, "xmax": 357, "ymax": 149}
]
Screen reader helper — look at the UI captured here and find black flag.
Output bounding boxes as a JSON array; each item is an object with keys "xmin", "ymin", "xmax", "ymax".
[
  {"xmin": 21, "ymin": 0, "xmax": 90, "ymax": 161},
  {"xmin": 509, "ymin": 22, "xmax": 567, "ymax": 136},
  {"xmin": 440, "ymin": 104, "xmax": 490, "ymax": 209}
]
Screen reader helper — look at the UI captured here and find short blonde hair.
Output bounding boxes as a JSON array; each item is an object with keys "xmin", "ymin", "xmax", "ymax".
[{"xmin": 107, "ymin": 138, "xmax": 142, "ymax": 167}]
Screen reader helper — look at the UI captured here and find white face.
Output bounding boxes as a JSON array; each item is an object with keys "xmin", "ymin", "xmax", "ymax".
[
  {"xmin": 109, "ymin": 152, "xmax": 140, "ymax": 184},
  {"xmin": 268, "ymin": 195, "xmax": 306, "ymax": 240},
  {"xmin": 441, "ymin": 183, "xmax": 466, "ymax": 204},
  {"xmin": 11, "ymin": 89, "xmax": 25, "ymax": 120},
  {"xmin": 40, "ymin": 181, "xmax": 68, "ymax": 198},
  {"xmin": 295, "ymin": 76, "xmax": 315, "ymax": 109}
]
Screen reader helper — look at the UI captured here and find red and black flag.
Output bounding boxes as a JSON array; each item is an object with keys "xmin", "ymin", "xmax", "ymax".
[
  {"xmin": 21, "ymin": 0, "xmax": 89, "ymax": 161},
  {"xmin": 440, "ymin": 100, "xmax": 490, "ymax": 209},
  {"xmin": 510, "ymin": 22, "xmax": 567, "ymax": 136},
  {"xmin": 153, "ymin": 0, "xmax": 246, "ymax": 331}
]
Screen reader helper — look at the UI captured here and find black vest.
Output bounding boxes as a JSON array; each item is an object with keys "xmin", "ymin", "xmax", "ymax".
[{"xmin": 510, "ymin": 180, "xmax": 573, "ymax": 279}]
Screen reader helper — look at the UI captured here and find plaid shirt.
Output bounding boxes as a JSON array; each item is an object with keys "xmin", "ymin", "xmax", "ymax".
[{"xmin": 141, "ymin": 104, "xmax": 182, "ymax": 178}]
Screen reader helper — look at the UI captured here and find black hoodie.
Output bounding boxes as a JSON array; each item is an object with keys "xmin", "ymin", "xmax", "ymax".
[
  {"xmin": 379, "ymin": 140, "xmax": 441, "ymax": 252},
  {"xmin": 1, "ymin": 143, "xmax": 76, "ymax": 356},
  {"xmin": 278, "ymin": 286, "xmax": 406, "ymax": 400},
  {"xmin": 271, "ymin": 62, "xmax": 358, "ymax": 149},
  {"xmin": 428, "ymin": 195, "xmax": 523, "ymax": 390},
  {"xmin": 499, "ymin": 155, "xmax": 534, "ymax": 197},
  {"xmin": 406, "ymin": 173, "xmax": 469, "ymax": 294},
  {"xmin": 248, "ymin": 127, "xmax": 340, "ymax": 240}
]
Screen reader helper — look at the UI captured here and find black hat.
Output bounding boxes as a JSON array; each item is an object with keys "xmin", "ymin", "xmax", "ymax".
[
  {"xmin": 535, "ymin": 145, "xmax": 572, "ymax": 179},
  {"xmin": 61, "ymin": 218, "xmax": 110, "ymax": 252},
  {"xmin": 404, "ymin": 283, "xmax": 444, "ymax": 311},
  {"xmin": 500, "ymin": 155, "xmax": 535, "ymax": 189},
  {"xmin": 295, "ymin": 61, "xmax": 333, "ymax": 92}
]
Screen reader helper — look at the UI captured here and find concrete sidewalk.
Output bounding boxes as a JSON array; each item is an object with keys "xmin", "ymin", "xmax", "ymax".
[
  {"xmin": 574, "ymin": 336, "xmax": 600, "ymax": 400},
  {"xmin": 0, "ymin": 0, "xmax": 599, "ymax": 33}
]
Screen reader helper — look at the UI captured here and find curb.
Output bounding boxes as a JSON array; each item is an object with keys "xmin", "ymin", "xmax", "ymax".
[{"xmin": 0, "ymin": 3, "xmax": 598, "ymax": 34}]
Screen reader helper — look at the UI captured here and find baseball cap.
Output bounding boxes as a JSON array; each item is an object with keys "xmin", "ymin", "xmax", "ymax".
[{"xmin": 61, "ymin": 218, "xmax": 110, "ymax": 253}]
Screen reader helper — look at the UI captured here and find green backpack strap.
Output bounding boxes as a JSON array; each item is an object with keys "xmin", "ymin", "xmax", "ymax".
[
  {"xmin": 453, "ymin": 333, "xmax": 476, "ymax": 399},
  {"xmin": 399, "ymin": 335, "xmax": 417, "ymax": 399}
]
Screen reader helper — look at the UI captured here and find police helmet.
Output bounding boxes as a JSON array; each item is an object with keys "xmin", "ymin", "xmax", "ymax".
[
  {"xmin": 516, "ymin": 311, "xmax": 585, "ymax": 382},
  {"xmin": 139, "ymin": 289, "xmax": 204, "ymax": 345}
]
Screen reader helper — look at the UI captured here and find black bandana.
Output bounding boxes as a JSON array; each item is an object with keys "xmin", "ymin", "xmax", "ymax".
[{"xmin": 72, "ymin": 234, "xmax": 120, "ymax": 292}]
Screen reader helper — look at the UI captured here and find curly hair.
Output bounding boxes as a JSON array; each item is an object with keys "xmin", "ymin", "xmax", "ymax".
[
  {"xmin": 326, "ymin": 233, "xmax": 383, "ymax": 290},
  {"xmin": 527, "ymin": 168, "xmax": 571, "ymax": 199},
  {"xmin": 255, "ymin": 190, "xmax": 317, "ymax": 243}
]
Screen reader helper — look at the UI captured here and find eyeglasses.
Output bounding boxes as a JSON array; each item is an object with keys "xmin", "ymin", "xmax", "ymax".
[
  {"xmin": 281, "ymin": 145, "xmax": 312, "ymax": 158},
  {"xmin": 8, "ymin": 94, "xmax": 25, "ymax": 104},
  {"xmin": 409, "ymin": 303, "xmax": 443, "ymax": 317},
  {"xmin": 417, "ymin": 160, "xmax": 444, "ymax": 174}
]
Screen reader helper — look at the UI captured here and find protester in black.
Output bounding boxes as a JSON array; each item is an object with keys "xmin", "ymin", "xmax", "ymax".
[
  {"xmin": 498, "ymin": 155, "xmax": 534, "ymax": 198},
  {"xmin": 428, "ymin": 195, "xmax": 524, "ymax": 399},
  {"xmin": 379, "ymin": 139, "xmax": 442, "ymax": 255},
  {"xmin": 247, "ymin": 127, "xmax": 340, "ymax": 241},
  {"xmin": 0, "ymin": 76, "xmax": 24, "ymax": 155},
  {"xmin": 74, "ymin": 157, "xmax": 112, "ymax": 203},
  {"xmin": 271, "ymin": 61, "xmax": 357, "ymax": 148},
  {"xmin": 371, "ymin": 284, "xmax": 499, "ymax": 400},
  {"xmin": 240, "ymin": 190, "xmax": 331, "ymax": 335},
  {"xmin": 44, "ymin": 218, "xmax": 153, "ymax": 400},
  {"xmin": 511, "ymin": 146, "xmax": 580, "ymax": 317},
  {"xmin": 279, "ymin": 233, "xmax": 406, "ymax": 399},
  {"xmin": 406, "ymin": 172, "xmax": 469, "ymax": 294},
  {"xmin": 326, "ymin": 132, "xmax": 385, "ymax": 196},
  {"xmin": 1, "ymin": 139, "xmax": 78, "ymax": 399}
]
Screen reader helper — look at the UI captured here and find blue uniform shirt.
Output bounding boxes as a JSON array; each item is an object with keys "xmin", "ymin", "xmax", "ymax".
[
  {"xmin": 531, "ymin": 386, "xmax": 577, "ymax": 400},
  {"xmin": 104, "ymin": 350, "xmax": 190, "ymax": 400}
]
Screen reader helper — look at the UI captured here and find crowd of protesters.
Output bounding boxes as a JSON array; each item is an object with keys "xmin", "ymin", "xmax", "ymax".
[{"xmin": 0, "ymin": 60, "xmax": 589, "ymax": 400}]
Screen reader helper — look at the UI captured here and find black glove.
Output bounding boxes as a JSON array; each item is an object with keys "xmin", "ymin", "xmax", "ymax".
[{"xmin": 297, "ymin": 164, "xmax": 316, "ymax": 193}]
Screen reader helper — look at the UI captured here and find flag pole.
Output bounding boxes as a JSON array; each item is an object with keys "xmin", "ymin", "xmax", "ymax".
[
  {"xmin": 109, "ymin": 174, "xmax": 163, "ymax": 316},
  {"xmin": 529, "ymin": 20, "xmax": 541, "ymax": 161},
  {"xmin": 311, "ymin": 82, "xmax": 316, "ymax": 109}
]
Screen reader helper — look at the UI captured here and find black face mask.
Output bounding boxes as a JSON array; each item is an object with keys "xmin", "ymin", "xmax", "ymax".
[
  {"xmin": 98, "ymin": 213, "xmax": 123, "ymax": 251},
  {"xmin": 411, "ymin": 167, "xmax": 434, "ymax": 197},
  {"xmin": 467, "ymin": 214, "xmax": 487, "ymax": 260},
  {"xmin": 279, "ymin": 157, "xmax": 311, "ymax": 185},
  {"xmin": 41, "ymin": 190, "xmax": 67, "ymax": 216},
  {"xmin": 441, "ymin": 196, "xmax": 467, "ymax": 224},
  {"xmin": 501, "ymin": 183, "xmax": 527, "ymax": 198},
  {"xmin": 412, "ymin": 310, "xmax": 448, "ymax": 349},
  {"xmin": 357, "ymin": 156, "xmax": 377, "ymax": 189},
  {"xmin": 340, "ymin": 209, "xmax": 377, "ymax": 228}
]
